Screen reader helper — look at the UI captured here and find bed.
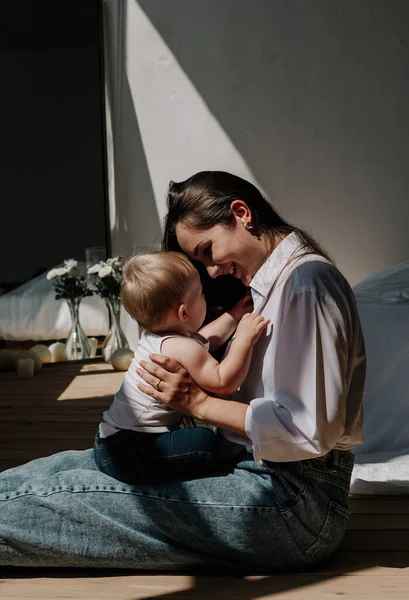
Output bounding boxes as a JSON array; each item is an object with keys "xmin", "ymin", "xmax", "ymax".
[
  {"xmin": 0, "ymin": 264, "xmax": 109, "ymax": 342},
  {"xmin": 351, "ymin": 260, "xmax": 409, "ymax": 494}
]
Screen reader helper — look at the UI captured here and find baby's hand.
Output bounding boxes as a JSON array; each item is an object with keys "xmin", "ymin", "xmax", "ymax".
[
  {"xmin": 228, "ymin": 294, "xmax": 253, "ymax": 322},
  {"xmin": 235, "ymin": 313, "xmax": 271, "ymax": 345}
]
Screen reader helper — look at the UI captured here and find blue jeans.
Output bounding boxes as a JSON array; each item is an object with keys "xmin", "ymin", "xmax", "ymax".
[
  {"xmin": 94, "ymin": 427, "xmax": 220, "ymax": 484},
  {"xmin": 0, "ymin": 448, "xmax": 353, "ymax": 571}
]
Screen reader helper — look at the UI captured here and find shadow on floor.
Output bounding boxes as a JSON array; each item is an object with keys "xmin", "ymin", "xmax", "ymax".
[{"xmin": 1, "ymin": 552, "xmax": 408, "ymax": 599}]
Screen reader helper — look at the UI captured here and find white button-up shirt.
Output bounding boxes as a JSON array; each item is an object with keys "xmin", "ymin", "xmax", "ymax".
[{"xmin": 224, "ymin": 232, "xmax": 365, "ymax": 463}]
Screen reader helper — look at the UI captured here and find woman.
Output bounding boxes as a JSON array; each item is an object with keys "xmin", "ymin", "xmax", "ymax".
[{"xmin": 0, "ymin": 171, "xmax": 365, "ymax": 571}]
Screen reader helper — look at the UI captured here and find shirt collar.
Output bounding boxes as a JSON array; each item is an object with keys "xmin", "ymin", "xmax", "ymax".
[{"xmin": 250, "ymin": 231, "xmax": 305, "ymax": 297}]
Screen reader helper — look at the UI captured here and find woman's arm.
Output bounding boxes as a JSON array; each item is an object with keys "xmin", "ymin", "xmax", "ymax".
[
  {"xmin": 136, "ymin": 354, "xmax": 248, "ymax": 437},
  {"xmin": 195, "ymin": 396, "xmax": 248, "ymax": 436},
  {"xmin": 245, "ymin": 289, "xmax": 363, "ymax": 462}
]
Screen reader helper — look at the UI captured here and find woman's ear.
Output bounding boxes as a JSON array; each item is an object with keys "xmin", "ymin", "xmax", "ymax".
[
  {"xmin": 177, "ymin": 303, "xmax": 189, "ymax": 322},
  {"xmin": 230, "ymin": 199, "xmax": 252, "ymax": 222}
]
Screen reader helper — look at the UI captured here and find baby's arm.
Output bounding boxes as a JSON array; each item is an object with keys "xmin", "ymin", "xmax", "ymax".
[
  {"xmin": 199, "ymin": 294, "xmax": 253, "ymax": 353},
  {"xmin": 162, "ymin": 314, "xmax": 270, "ymax": 395}
]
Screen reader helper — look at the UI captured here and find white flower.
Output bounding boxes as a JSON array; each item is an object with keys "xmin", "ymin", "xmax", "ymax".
[
  {"xmin": 107, "ymin": 256, "xmax": 122, "ymax": 267},
  {"xmin": 99, "ymin": 265, "xmax": 113, "ymax": 278},
  {"xmin": 87, "ymin": 263, "xmax": 103, "ymax": 275},
  {"xmin": 64, "ymin": 259, "xmax": 78, "ymax": 270},
  {"xmin": 47, "ymin": 267, "xmax": 68, "ymax": 280},
  {"xmin": 47, "ymin": 268, "xmax": 58, "ymax": 280},
  {"xmin": 62, "ymin": 259, "xmax": 80, "ymax": 277}
]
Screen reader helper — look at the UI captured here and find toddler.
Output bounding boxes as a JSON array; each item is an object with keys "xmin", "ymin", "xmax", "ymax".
[{"xmin": 94, "ymin": 251, "xmax": 269, "ymax": 484}]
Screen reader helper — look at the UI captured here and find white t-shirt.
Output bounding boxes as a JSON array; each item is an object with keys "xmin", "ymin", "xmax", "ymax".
[
  {"xmin": 100, "ymin": 331, "xmax": 209, "ymax": 437},
  {"xmin": 221, "ymin": 232, "xmax": 366, "ymax": 463}
]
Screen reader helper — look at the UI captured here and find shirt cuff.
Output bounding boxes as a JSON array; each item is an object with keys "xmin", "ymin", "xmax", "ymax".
[
  {"xmin": 245, "ymin": 396, "xmax": 308, "ymax": 463},
  {"xmin": 244, "ymin": 403, "xmax": 262, "ymax": 462}
]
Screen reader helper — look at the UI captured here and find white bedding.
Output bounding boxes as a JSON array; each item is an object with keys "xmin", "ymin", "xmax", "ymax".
[
  {"xmin": 351, "ymin": 454, "xmax": 409, "ymax": 495},
  {"xmin": 0, "ymin": 264, "xmax": 109, "ymax": 341}
]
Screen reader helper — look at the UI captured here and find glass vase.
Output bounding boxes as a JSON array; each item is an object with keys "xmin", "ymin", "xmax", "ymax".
[
  {"xmin": 102, "ymin": 297, "xmax": 129, "ymax": 362},
  {"xmin": 65, "ymin": 298, "xmax": 92, "ymax": 361}
]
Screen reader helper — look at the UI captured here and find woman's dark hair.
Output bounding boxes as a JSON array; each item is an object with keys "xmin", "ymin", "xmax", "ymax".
[
  {"xmin": 162, "ymin": 171, "xmax": 332, "ymax": 317},
  {"xmin": 163, "ymin": 171, "xmax": 332, "ymax": 263}
]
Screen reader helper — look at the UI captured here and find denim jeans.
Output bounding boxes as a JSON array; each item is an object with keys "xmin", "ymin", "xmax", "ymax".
[
  {"xmin": 0, "ymin": 448, "xmax": 353, "ymax": 571},
  {"xmin": 94, "ymin": 427, "xmax": 220, "ymax": 484}
]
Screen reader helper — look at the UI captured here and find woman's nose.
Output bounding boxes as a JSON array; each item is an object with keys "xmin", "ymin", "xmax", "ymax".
[{"xmin": 207, "ymin": 265, "xmax": 220, "ymax": 278}]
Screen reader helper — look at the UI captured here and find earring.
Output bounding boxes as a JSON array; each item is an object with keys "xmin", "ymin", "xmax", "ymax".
[{"xmin": 244, "ymin": 221, "xmax": 254, "ymax": 231}]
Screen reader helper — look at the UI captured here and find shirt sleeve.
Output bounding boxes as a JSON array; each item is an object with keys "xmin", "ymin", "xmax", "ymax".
[{"xmin": 245, "ymin": 290, "xmax": 350, "ymax": 462}]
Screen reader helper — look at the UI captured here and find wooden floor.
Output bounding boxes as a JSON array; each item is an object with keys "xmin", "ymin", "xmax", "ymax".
[
  {"xmin": 1, "ymin": 554, "xmax": 409, "ymax": 599},
  {"xmin": 1, "ymin": 360, "xmax": 409, "ymax": 599},
  {"xmin": 0, "ymin": 360, "xmax": 122, "ymax": 472}
]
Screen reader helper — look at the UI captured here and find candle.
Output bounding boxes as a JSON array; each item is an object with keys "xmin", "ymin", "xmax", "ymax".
[
  {"xmin": 17, "ymin": 358, "xmax": 34, "ymax": 380},
  {"xmin": 88, "ymin": 337, "xmax": 98, "ymax": 358},
  {"xmin": 48, "ymin": 342, "xmax": 68, "ymax": 363}
]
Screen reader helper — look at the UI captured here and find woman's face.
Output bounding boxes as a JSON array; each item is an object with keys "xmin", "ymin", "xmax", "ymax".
[{"xmin": 176, "ymin": 210, "xmax": 271, "ymax": 287}]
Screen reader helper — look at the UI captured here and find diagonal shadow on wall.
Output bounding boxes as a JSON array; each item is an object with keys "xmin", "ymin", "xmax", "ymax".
[{"xmin": 136, "ymin": 0, "xmax": 409, "ymax": 284}]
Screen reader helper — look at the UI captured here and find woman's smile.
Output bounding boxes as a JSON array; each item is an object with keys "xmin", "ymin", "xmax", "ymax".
[{"xmin": 176, "ymin": 221, "xmax": 269, "ymax": 287}]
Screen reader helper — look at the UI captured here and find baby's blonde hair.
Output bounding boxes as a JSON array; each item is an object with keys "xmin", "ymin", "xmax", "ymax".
[{"xmin": 121, "ymin": 251, "xmax": 198, "ymax": 332}]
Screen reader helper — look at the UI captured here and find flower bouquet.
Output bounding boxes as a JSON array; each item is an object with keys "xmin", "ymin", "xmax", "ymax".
[
  {"xmin": 88, "ymin": 257, "xmax": 129, "ymax": 361},
  {"xmin": 47, "ymin": 259, "xmax": 93, "ymax": 360}
]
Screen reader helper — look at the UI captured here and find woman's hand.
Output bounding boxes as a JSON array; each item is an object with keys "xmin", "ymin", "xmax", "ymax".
[
  {"xmin": 137, "ymin": 354, "xmax": 249, "ymax": 437},
  {"xmin": 136, "ymin": 354, "xmax": 209, "ymax": 418}
]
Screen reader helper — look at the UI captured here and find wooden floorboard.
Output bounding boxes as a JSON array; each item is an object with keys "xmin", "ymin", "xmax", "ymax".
[
  {"xmin": 1, "ymin": 553, "xmax": 409, "ymax": 599},
  {"xmin": 1, "ymin": 360, "xmax": 409, "ymax": 597},
  {"xmin": 0, "ymin": 360, "xmax": 123, "ymax": 470}
]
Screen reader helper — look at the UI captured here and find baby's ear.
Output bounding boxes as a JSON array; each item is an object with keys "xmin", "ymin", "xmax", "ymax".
[{"xmin": 177, "ymin": 303, "xmax": 189, "ymax": 321}]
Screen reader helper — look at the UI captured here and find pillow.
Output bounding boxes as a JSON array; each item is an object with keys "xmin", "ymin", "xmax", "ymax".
[{"xmin": 354, "ymin": 260, "xmax": 409, "ymax": 304}]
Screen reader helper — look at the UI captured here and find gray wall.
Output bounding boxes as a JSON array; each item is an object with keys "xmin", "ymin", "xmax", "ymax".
[{"xmin": 111, "ymin": 0, "xmax": 409, "ymax": 285}]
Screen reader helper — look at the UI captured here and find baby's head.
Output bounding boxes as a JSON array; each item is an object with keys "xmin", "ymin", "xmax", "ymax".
[{"xmin": 121, "ymin": 251, "xmax": 207, "ymax": 334}]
